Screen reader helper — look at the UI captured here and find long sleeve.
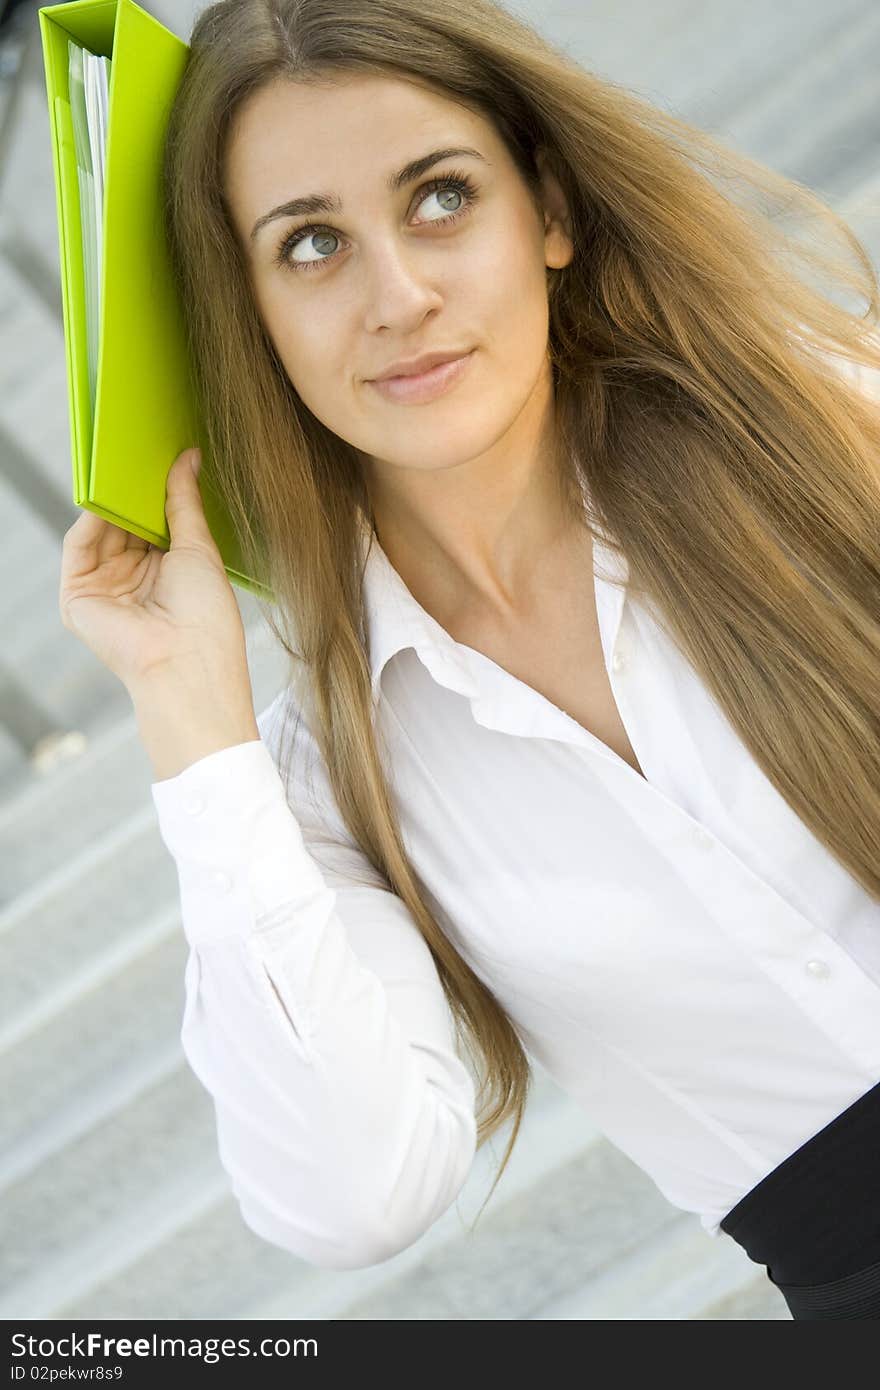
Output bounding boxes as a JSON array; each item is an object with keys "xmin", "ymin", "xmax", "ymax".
[{"xmin": 150, "ymin": 684, "xmax": 478, "ymax": 1271}]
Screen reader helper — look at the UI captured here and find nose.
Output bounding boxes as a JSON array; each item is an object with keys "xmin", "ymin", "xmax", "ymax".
[{"xmin": 361, "ymin": 239, "xmax": 445, "ymax": 333}]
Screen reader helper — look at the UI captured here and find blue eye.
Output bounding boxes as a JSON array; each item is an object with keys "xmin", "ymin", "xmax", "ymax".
[{"xmin": 272, "ymin": 169, "xmax": 480, "ymax": 274}]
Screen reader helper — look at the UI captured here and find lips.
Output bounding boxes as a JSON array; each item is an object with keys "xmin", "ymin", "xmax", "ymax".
[
  {"xmin": 370, "ymin": 349, "xmax": 472, "ymax": 381},
  {"xmin": 367, "ymin": 348, "xmax": 476, "ymax": 404}
]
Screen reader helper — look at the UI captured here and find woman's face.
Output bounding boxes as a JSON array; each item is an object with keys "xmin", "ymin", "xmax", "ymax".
[{"xmin": 224, "ymin": 70, "xmax": 573, "ymax": 477}]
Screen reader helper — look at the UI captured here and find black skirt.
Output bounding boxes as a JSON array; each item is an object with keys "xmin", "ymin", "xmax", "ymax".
[{"xmin": 719, "ymin": 1076, "xmax": 880, "ymax": 1319}]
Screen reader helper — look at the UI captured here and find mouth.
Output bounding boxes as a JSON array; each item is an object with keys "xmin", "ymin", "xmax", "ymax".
[{"xmin": 367, "ymin": 349, "xmax": 476, "ymax": 405}]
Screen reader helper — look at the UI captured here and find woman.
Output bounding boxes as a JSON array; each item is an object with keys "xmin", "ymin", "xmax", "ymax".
[{"xmin": 59, "ymin": 0, "xmax": 880, "ymax": 1318}]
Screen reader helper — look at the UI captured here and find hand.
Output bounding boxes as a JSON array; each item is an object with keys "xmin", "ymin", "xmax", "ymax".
[{"xmin": 59, "ymin": 447, "xmax": 252, "ymax": 697}]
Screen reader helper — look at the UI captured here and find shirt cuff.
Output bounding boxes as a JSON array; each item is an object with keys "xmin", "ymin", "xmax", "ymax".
[{"xmin": 150, "ymin": 738, "xmax": 334, "ymax": 948}]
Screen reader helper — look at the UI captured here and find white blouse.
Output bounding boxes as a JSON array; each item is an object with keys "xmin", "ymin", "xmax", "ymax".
[{"xmin": 150, "ymin": 360, "xmax": 880, "ymax": 1272}]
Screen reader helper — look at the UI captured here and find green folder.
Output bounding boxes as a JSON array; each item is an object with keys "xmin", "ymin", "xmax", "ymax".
[{"xmin": 38, "ymin": 0, "xmax": 272, "ymax": 600}]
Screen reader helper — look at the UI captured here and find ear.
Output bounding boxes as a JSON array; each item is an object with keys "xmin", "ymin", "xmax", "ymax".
[{"xmin": 535, "ymin": 146, "xmax": 574, "ymax": 271}]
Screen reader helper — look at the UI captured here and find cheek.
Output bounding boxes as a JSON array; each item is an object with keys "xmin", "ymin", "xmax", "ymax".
[
  {"xmin": 462, "ymin": 226, "xmax": 550, "ymax": 355},
  {"xmin": 273, "ymin": 317, "xmax": 347, "ymax": 405},
  {"xmin": 475, "ymin": 270, "xmax": 551, "ymax": 395}
]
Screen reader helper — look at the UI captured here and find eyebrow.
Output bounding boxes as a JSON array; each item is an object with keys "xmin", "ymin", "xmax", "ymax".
[{"xmin": 249, "ymin": 145, "xmax": 488, "ymax": 244}]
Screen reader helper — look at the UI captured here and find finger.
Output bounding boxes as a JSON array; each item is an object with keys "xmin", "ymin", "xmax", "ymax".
[
  {"xmin": 63, "ymin": 507, "xmax": 114, "ymax": 550},
  {"xmin": 164, "ymin": 448, "xmax": 218, "ymax": 552},
  {"xmin": 61, "ymin": 509, "xmax": 123, "ymax": 579},
  {"xmin": 63, "ymin": 506, "xmax": 150, "ymax": 564}
]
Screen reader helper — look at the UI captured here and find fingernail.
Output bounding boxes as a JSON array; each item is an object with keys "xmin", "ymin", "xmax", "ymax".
[{"xmin": 190, "ymin": 448, "xmax": 202, "ymax": 477}]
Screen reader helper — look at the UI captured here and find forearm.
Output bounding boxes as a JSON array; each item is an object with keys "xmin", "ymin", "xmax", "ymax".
[
  {"xmin": 150, "ymin": 734, "xmax": 478, "ymax": 1267},
  {"xmin": 131, "ymin": 671, "xmax": 260, "ymax": 781}
]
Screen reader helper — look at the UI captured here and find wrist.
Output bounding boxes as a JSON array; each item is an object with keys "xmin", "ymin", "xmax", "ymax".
[{"xmin": 130, "ymin": 675, "xmax": 259, "ymax": 782}]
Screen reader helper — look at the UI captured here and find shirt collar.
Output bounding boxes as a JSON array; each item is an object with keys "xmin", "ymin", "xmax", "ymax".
[
  {"xmin": 357, "ymin": 505, "xmax": 630, "ymax": 736},
  {"xmin": 358, "ymin": 511, "xmax": 481, "ymax": 710}
]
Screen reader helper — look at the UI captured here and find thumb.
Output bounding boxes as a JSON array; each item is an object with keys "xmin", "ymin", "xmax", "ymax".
[{"xmin": 165, "ymin": 448, "xmax": 216, "ymax": 552}]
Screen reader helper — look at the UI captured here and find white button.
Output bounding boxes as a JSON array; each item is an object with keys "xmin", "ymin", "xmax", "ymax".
[
  {"xmin": 805, "ymin": 958, "xmax": 830, "ymax": 978},
  {"xmin": 183, "ymin": 795, "xmax": 206, "ymax": 816},
  {"xmin": 612, "ymin": 650, "xmax": 625, "ymax": 672},
  {"xmin": 693, "ymin": 827, "xmax": 714, "ymax": 848},
  {"xmin": 211, "ymin": 870, "xmax": 233, "ymax": 893}
]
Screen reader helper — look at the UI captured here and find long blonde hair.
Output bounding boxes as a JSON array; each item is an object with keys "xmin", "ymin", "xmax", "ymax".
[{"xmin": 162, "ymin": 0, "xmax": 880, "ymax": 1228}]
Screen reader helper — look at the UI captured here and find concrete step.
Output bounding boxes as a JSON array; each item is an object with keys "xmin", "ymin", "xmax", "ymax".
[
  {"xmin": 40, "ymin": 1073, "xmax": 635, "ymax": 1322},
  {"xmin": 0, "ymin": 926, "xmax": 187, "ymax": 1174},
  {"xmin": 239, "ymin": 1073, "xmax": 611, "ymax": 1321},
  {"xmin": 331, "ymin": 1132, "xmax": 690, "ymax": 1320},
  {"xmin": 0, "ymin": 623, "xmax": 290, "ymax": 905},
  {"xmin": 0, "ymin": 808, "xmax": 178, "ymax": 1044},
  {"xmin": 0, "ymin": 1050, "xmax": 236, "ymax": 1321},
  {"xmin": 530, "ymin": 1210, "xmax": 790, "ymax": 1320},
  {"xmin": 4, "ymin": 1049, "xmax": 610, "ymax": 1321}
]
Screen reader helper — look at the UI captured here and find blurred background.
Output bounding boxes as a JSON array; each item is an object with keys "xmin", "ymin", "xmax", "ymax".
[{"xmin": 1, "ymin": 0, "xmax": 878, "ymax": 1321}]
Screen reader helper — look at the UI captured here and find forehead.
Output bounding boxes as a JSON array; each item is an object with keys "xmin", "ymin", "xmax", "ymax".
[{"xmin": 224, "ymin": 71, "xmax": 492, "ymax": 216}]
